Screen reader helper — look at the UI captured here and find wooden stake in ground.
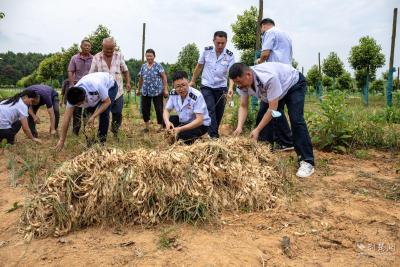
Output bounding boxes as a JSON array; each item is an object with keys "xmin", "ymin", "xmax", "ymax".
[
  {"xmin": 252, "ymin": 0, "xmax": 264, "ymax": 112},
  {"xmin": 255, "ymin": 0, "xmax": 264, "ymax": 51},
  {"xmin": 138, "ymin": 22, "xmax": 146, "ymax": 105},
  {"xmin": 317, "ymin": 52, "xmax": 323, "ymax": 100},
  {"xmin": 141, "ymin": 23, "xmax": 146, "ymax": 64},
  {"xmin": 386, "ymin": 8, "xmax": 397, "ymax": 106}
]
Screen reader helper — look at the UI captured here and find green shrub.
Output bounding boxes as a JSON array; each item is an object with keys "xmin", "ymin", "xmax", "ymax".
[{"xmin": 308, "ymin": 91, "xmax": 353, "ymax": 153}]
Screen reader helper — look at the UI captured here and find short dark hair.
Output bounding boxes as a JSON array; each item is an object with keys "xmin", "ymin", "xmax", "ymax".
[
  {"xmin": 67, "ymin": 87, "xmax": 86, "ymax": 105},
  {"xmin": 260, "ymin": 18, "xmax": 275, "ymax": 26},
  {"xmin": 145, "ymin": 48, "xmax": 156, "ymax": 57},
  {"xmin": 172, "ymin": 70, "xmax": 188, "ymax": 82},
  {"xmin": 81, "ymin": 39, "xmax": 91, "ymax": 45},
  {"xmin": 229, "ymin": 63, "xmax": 250, "ymax": 79},
  {"xmin": 213, "ymin": 31, "xmax": 228, "ymax": 39}
]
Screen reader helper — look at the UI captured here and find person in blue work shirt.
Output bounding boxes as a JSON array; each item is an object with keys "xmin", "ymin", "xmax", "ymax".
[
  {"xmin": 229, "ymin": 62, "xmax": 315, "ymax": 178},
  {"xmin": 255, "ymin": 18, "xmax": 294, "ymax": 151},
  {"xmin": 55, "ymin": 72, "xmax": 118, "ymax": 151},
  {"xmin": 164, "ymin": 70, "xmax": 210, "ymax": 145},
  {"xmin": 189, "ymin": 31, "xmax": 235, "ymax": 139}
]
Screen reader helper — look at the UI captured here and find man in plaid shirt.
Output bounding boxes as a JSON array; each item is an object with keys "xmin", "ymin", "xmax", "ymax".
[{"xmin": 89, "ymin": 37, "xmax": 131, "ymax": 138}]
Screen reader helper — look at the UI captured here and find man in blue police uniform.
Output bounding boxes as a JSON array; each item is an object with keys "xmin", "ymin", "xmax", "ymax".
[
  {"xmin": 229, "ymin": 62, "xmax": 315, "ymax": 178},
  {"xmin": 164, "ymin": 70, "xmax": 210, "ymax": 144},
  {"xmin": 55, "ymin": 72, "xmax": 118, "ymax": 151},
  {"xmin": 189, "ymin": 31, "xmax": 235, "ymax": 139},
  {"xmin": 255, "ymin": 18, "xmax": 294, "ymax": 151}
]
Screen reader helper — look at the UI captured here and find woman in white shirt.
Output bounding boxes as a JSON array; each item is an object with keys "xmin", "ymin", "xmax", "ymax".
[{"xmin": 0, "ymin": 90, "xmax": 42, "ymax": 144}]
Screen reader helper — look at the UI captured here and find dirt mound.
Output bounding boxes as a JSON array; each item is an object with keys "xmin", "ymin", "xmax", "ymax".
[{"xmin": 21, "ymin": 138, "xmax": 283, "ymax": 239}]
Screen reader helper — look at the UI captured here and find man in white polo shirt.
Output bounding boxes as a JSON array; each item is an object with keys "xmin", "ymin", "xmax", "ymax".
[
  {"xmin": 55, "ymin": 72, "xmax": 117, "ymax": 151},
  {"xmin": 229, "ymin": 62, "xmax": 314, "ymax": 178}
]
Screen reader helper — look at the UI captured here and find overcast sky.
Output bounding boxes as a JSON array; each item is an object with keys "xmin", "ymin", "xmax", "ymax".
[{"xmin": 0, "ymin": 0, "xmax": 399, "ymax": 76}]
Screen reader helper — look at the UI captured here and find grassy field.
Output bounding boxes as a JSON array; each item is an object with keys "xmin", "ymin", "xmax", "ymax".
[{"xmin": 2, "ymin": 86, "xmax": 400, "ymax": 152}]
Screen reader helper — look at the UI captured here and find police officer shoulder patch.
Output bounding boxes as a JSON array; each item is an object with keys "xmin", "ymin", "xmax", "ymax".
[
  {"xmin": 189, "ymin": 92, "xmax": 197, "ymax": 101},
  {"xmin": 226, "ymin": 49, "xmax": 233, "ymax": 56},
  {"xmin": 205, "ymin": 46, "xmax": 213, "ymax": 51},
  {"xmin": 169, "ymin": 89, "xmax": 178, "ymax": 96}
]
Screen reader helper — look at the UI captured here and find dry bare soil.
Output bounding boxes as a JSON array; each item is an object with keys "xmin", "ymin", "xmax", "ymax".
[{"xmin": 0, "ymin": 114, "xmax": 399, "ymax": 266}]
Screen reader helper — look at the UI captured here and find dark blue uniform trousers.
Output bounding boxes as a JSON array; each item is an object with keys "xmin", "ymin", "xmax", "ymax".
[
  {"xmin": 200, "ymin": 86, "xmax": 227, "ymax": 138},
  {"xmin": 169, "ymin": 115, "xmax": 208, "ymax": 145},
  {"xmin": 256, "ymin": 101, "xmax": 293, "ymax": 147},
  {"xmin": 85, "ymin": 81, "xmax": 118, "ymax": 143},
  {"xmin": 258, "ymin": 73, "xmax": 314, "ymax": 165}
]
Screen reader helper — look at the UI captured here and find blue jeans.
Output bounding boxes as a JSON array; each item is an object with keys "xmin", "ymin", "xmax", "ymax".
[
  {"xmin": 201, "ymin": 86, "xmax": 227, "ymax": 138},
  {"xmin": 261, "ymin": 73, "xmax": 314, "ymax": 165},
  {"xmin": 85, "ymin": 81, "xmax": 118, "ymax": 143}
]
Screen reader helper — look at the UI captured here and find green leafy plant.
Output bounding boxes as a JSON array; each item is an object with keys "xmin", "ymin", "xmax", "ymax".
[{"xmin": 308, "ymin": 91, "xmax": 353, "ymax": 152}]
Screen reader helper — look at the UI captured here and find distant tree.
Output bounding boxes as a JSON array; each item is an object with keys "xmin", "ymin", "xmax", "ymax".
[
  {"xmin": 37, "ymin": 53, "xmax": 64, "ymax": 85},
  {"xmin": 10, "ymin": 25, "xmax": 113, "ymax": 87},
  {"xmin": 86, "ymin": 25, "xmax": 112, "ymax": 55},
  {"xmin": 176, "ymin": 43, "xmax": 199, "ymax": 76},
  {"xmin": 160, "ymin": 62, "xmax": 172, "ymax": 85},
  {"xmin": 0, "ymin": 12, "xmax": 5, "ymax": 20},
  {"xmin": 370, "ymin": 79, "xmax": 385, "ymax": 94},
  {"xmin": 231, "ymin": 6, "xmax": 258, "ymax": 65},
  {"xmin": 61, "ymin": 44, "xmax": 79, "ymax": 77},
  {"xmin": 240, "ymin": 49, "xmax": 256, "ymax": 66},
  {"xmin": 0, "ymin": 51, "xmax": 48, "ymax": 86},
  {"xmin": 16, "ymin": 70, "xmax": 42, "ymax": 87},
  {"xmin": 44, "ymin": 79, "xmax": 60, "ymax": 88},
  {"xmin": 337, "ymin": 71, "xmax": 354, "ymax": 91},
  {"xmin": 348, "ymin": 36, "xmax": 385, "ymax": 90},
  {"xmin": 322, "ymin": 75, "xmax": 333, "ymax": 89},
  {"xmin": 292, "ymin": 58, "xmax": 299, "ymax": 69},
  {"xmin": 322, "ymin": 52, "xmax": 344, "ymax": 89},
  {"xmin": 306, "ymin": 65, "xmax": 322, "ymax": 88},
  {"xmin": 231, "ymin": 6, "xmax": 257, "ymax": 50},
  {"xmin": 126, "ymin": 58, "xmax": 143, "ymax": 88},
  {"xmin": 381, "ymin": 71, "xmax": 389, "ymax": 81},
  {"xmin": 0, "ymin": 64, "xmax": 18, "ymax": 85}
]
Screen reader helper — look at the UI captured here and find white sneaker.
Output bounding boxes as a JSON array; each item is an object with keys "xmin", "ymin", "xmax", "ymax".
[{"xmin": 296, "ymin": 161, "xmax": 315, "ymax": 178}]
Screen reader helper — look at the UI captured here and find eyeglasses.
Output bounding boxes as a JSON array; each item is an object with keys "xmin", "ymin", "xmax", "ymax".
[{"xmin": 175, "ymin": 83, "xmax": 187, "ymax": 90}]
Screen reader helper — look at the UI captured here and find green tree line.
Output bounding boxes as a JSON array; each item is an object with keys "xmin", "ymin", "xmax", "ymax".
[{"xmin": 0, "ymin": 52, "xmax": 48, "ymax": 86}]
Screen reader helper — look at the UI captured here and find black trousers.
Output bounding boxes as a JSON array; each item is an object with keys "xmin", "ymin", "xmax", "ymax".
[
  {"xmin": 200, "ymin": 86, "xmax": 227, "ymax": 138},
  {"xmin": 27, "ymin": 95, "xmax": 60, "ymax": 137},
  {"xmin": 72, "ymin": 107, "xmax": 85, "ymax": 136},
  {"xmin": 169, "ymin": 115, "xmax": 208, "ymax": 145},
  {"xmin": 141, "ymin": 94, "xmax": 164, "ymax": 125},
  {"xmin": 256, "ymin": 101, "xmax": 293, "ymax": 147},
  {"xmin": 259, "ymin": 73, "xmax": 314, "ymax": 165},
  {"xmin": 0, "ymin": 123, "xmax": 20, "ymax": 145}
]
